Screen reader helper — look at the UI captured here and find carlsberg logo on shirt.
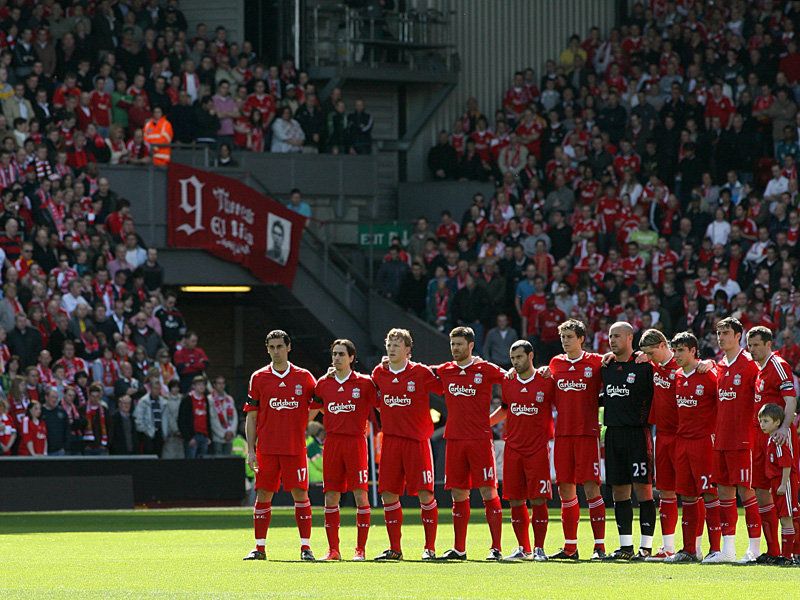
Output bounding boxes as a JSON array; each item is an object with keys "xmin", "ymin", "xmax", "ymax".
[
  {"xmin": 510, "ymin": 403, "xmax": 538, "ymax": 416},
  {"xmin": 328, "ymin": 402, "xmax": 356, "ymax": 414},
  {"xmin": 653, "ymin": 373, "xmax": 673, "ymax": 389},
  {"xmin": 557, "ymin": 379, "xmax": 588, "ymax": 392},
  {"xmin": 448, "ymin": 383, "xmax": 477, "ymax": 397},
  {"xmin": 606, "ymin": 385, "xmax": 630, "ymax": 397},
  {"xmin": 718, "ymin": 390, "xmax": 737, "ymax": 401},
  {"xmin": 384, "ymin": 396, "xmax": 412, "ymax": 407},
  {"xmin": 269, "ymin": 398, "xmax": 300, "ymax": 410},
  {"xmin": 675, "ymin": 396, "xmax": 698, "ymax": 408}
]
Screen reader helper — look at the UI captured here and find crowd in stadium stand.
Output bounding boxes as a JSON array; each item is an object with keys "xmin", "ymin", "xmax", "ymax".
[
  {"xmin": 0, "ymin": 1, "xmax": 287, "ymax": 457},
  {"xmin": 409, "ymin": 0, "xmax": 800, "ymax": 368}
]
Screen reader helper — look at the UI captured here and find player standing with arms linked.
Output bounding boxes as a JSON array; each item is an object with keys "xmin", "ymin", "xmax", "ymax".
[
  {"xmin": 637, "ymin": 329, "xmax": 680, "ymax": 560},
  {"xmin": 710, "ymin": 318, "xmax": 762, "ymax": 563},
  {"xmin": 490, "ymin": 339, "xmax": 555, "ymax": 561},
  {"xmin": 243, "ymin": 330, "xmax": 317, "ymax": 561},
  {"xmin": 665, "ymin": 331, "xmax": 720, "ymax": 563},
  {"xmin": 547, "ymin": 319, "xmax": 607, "ymax": 560},
  {"xmin": 370, "ymin": 328, "xmax": 442, "ymax": 561},
  {"xmin": 312, "ymin": 339, "xmax": 377, "ymax": 561},
  {"xmin": 600, "ymin": 322, "xmax": 656, "ymax": 561},
  {"xmin": 436, "ymin": 326, "xmax": 507, "ymax": 561},
  {"xmin": 747, "ymin": 326, "xmax": 798, "ymax": 564}
]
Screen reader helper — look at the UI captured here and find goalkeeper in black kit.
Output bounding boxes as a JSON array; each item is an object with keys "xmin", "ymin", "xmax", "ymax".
[{"xmin": 601, "ymin": 322, "xmax": 656, "ymax": 561}]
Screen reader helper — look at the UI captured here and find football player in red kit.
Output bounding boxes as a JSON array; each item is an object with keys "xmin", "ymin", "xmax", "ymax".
[
  {"xmin": 747, "ymin": 326, "xmax": 798, "ymax": 564},
  {"xmin": 490, "ymin": 340, "xmax": 555, "ymax": 561},
  {"xmin": 547, "ymin": 319, "xmax": 607, "ymax": 560},
  {"xmin": 243, "ymin": 330, "xmax": 317, "ymax": 561},
  {"xmin": 370, "ymin": 328, "xmax": 443, "ymax": 561},
  {"xmin": 312, "ymin": 339, "xmax": 377, "ymax": 562},
  {"xmin": 711, "ymin": 318, "xmax": 762, "ymax": 563},
  {"xmin": 436, "ymin": 326, "xmax": 507, "ymax": 561},
  {"xmin": 665, "ymin": 332, "xmax": 720, "ymax": 563},
  {"xmin": 758, "ymin": 403, "xmax": 800, "ymax": 566},
  {"xmin": 638, "ymin": 329, "xmax": 680, "ymax": 561}
]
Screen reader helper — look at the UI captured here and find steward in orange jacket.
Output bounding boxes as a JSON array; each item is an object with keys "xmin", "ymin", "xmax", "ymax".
[{"xmin": 143, "ymin": 106, "xmax": 173, "ymax": 166}]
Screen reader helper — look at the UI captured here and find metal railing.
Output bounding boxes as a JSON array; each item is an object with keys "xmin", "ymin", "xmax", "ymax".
[{"xmin": 307, "ymin": 3, "xmax": 456, "ymax": 70}]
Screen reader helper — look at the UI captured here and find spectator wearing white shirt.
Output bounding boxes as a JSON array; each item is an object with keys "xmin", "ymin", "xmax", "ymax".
[
  {"xmin": 61, "ymin": 279, "xmax": 90, "ymax": 316},
  {"xmin": 711, "ymin": 266, "xmax": 741, "ymax": 301},
  {"xmin": 124, "ymin": 233, "xmax": 147, "ymax": 269},
  {"xmin": 764, "ymin": 164, "xmax": 789, "ymax": 202},
  {"xmin": 745, "ymin": 226, "xmax": 772, "ymax": 266},
  {"xmin": 704, "ymin": 208, "xmax": 731, "ymax": 246}
]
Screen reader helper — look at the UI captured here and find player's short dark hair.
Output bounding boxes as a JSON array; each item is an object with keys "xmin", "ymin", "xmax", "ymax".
[
  {"xmin": 266, "ymin": 329, "xmax": 291, "ymax": 345},
  {"xmin": 639, "ymin": 328, "xmax": 667, "ymax": 349},
  {"xmin": 271, "ymin": 220, "xmax": 284, "ymax": 233},
  {"xmin": 758, "ymin": 403, "xmax": 785, "ymax": 425},
  {"xmin": 450, "ymin": 326, "xmax": 475, "ymax": 343},
  {"xmin": 671, "ymin": 331, "xmax": 698, "ymax": 353},
  {"xmin": 330, "ymin": 338, "xmax": 356, "ymax": 357},
  {"xmin": 558, "ymin": 319, "xmax": 586, "ymax": 339},
  {"xmin": 385, "ymin": 328, "xmax": 413, "ymax": 348},
  {"xmin": 510, "ymin": 339, "xmax": 534, "ymax": 356},
  {"xmin": 747, "ymin": 326, "xmax": 773, "ymax": 344},
  {"xmin": 716, "ymin": 317, "xmax": 743, "ymax": 336}
]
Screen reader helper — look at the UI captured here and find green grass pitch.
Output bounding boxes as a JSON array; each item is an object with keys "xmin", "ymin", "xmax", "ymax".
[{"xmin": 0, "ymin": 507, "xmax": 794, "ymax": 599}]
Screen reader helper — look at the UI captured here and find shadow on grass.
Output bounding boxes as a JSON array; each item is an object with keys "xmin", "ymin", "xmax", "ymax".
[{"xmin": 0, "ymin": 509, "xmax": 473, "ymax": 535}]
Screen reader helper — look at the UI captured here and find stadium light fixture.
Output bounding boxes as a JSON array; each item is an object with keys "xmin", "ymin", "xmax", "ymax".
[{"xmin": 180, "ymin": 285, "xmax": 252, "ymax": 293}]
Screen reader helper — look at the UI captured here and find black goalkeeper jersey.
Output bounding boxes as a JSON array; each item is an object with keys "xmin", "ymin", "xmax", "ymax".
[{"xmin": 601, "ymin": 352, "xmax": 654, "ymax": 427}]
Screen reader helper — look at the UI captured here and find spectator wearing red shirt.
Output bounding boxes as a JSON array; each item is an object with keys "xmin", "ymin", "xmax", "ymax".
[
  {"xmin": 90, "ymin": 76, "xmax": 112, "ymax": 137},
  {"xmin": 704, "ymin": 82, "xmax": 735, "ymax": 130},
  {"xmin": 173, "ymin": 331, "xmax": 209, "ymax": 393},
  {"xmin": 536, "ymin": 297, "xmax": 566, "ymax": 364},
  {"xmin": 178, "ymin": 375, "xmax": 212, "ymax": 458}
]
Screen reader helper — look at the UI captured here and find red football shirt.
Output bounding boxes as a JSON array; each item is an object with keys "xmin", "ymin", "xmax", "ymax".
[
  {"xmin": 754, "ymin": 353, "xmax": 796, "ymax": 422},
  {"xmin": 190, "ymin": 392, "xmax": 209, "ymax": 436},
  {"xmin": 18, "ymin": 416, "xmax": 47, "ymax": 455},
  {"xmin": 500, "ymin": 372, "xmax": 554, "ymax": 453},
  {"xmin": 648, "ymin": 354, "xmax": 679, "ymax": 433},
  {"xmin": 245, "ymin": 363, "xmax": 316, "ymax": 456},
  {"xmin": 765, "ymin": 436, "xmax": 797, "ymax": 482},
  {"xmin": 674, "ymin": 366, "xmax": 718, "ymax": 439},
  {"xmin": 371, "ymin": 361, "xmax": 441, "ymax": 441},
  {"xmin": 549, "ymin": 351, "xmax": 603, "ymax": 437},
  {"xmin": 313, "ymin": 371, "xmax": 377, "ymax": 437},
  {"xmin": 715, "ymin": 350, "xmax": 759, "ymax": 450},
  {"xmin": 437, "ymin": 358, "xmax": 506, "ymax": 440}
]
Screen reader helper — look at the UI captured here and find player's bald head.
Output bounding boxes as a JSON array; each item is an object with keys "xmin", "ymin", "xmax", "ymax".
[{"xmin": 609, "ymin": 321, "xmax": 634, "ymax": 337}]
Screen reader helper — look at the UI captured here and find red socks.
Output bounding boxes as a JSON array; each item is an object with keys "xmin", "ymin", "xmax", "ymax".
[
  {"xmin": 782, "ymin": 525, "xmax": 796, "ymax": 559},
  {"xmin": 587, "ymin": 495, "xmax": 606, "ymax": 550},
  {"xmin": 695, "ymin": 498, "xmax": 706, "ymax": 538},
  {"xmin": 356, "ymin": 505, "xmax": 371, "ymax": 552},
  {"xmin": 704, "ymin": 498, "xmax": 721, "ymax": 553},
  {"xmin": 561, "ymin": 497, "xmax": 580, "ymax": 554},
  {"xmin": 253, "ymin": 501, "xmax": 272, "ymax": 552},
  {"xmin": 294, "ymin": 500, "xmax": 312, "ymax": 550},
  {"xmin": 484, "ymin": 496, "xmax": 503, "ymax": 551},
  {"xmin": 531, "ymin": 502, "xmax": 549, "ymax": 548},
  {"xmin": 511, "ymin": 504, "xmax": 531, "ymax": 553},
  {"xmin": 324, "ymin": 505, "xmax": 340, "ymax": 552},
  {"xmin": 659, "ymin": 497, "xmax": 678, "ymax": 536},
  {"xmin": 719, "ymin": 498, "xmax": 737, "ymax": 537},
  {"xmin": 743, "ymin": 496, "xmax": 762, "ymax": 540},
  {"xmin": 681, "ymin": 498, "xmax": 699, "ymax": 554},
  {"xmin": 420, "ymin": 499, "xmax": 438, "ymax": 552},
  {"xmin": 452, "ymin": 499, "xmax": 470, "ymax": 553},
  {"xmin": 383, "ymin": 501, "xmax": 403, "ymax": 552},
  {"xmin": 760, "ymin": 503, "xmax": 780, "ymax": 556}
]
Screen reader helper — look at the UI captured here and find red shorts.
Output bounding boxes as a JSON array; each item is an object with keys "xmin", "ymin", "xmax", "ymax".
[
  {"xmin": 378, "ymin": 435, "xmax": 434, "ymax": 496},
  {"xmin": 444, "ymin": 438, "xmax": 497, "ymax": 490},
  {"xmin": 553, "ymin": 435, "xmax": 601, "ymax": 485},
  {"xmin": 712, "ymin": 448, "xmax": 753, "ymax": 487},
  {"xmin": 502, "ymin": 445, "xmax": 552, "ymax": 501},
  {"xmin": 323, "ymin": 433, "xmax": 369, "ymax": 493},
  {"xmin": 654, "ymin": 431, "xmax": 677, "ymax": 491},
  {"xmin": 675, "ymin": 436, "xmax": 716, "ymax": 497},
  {"xmin": 255, "ymin": 452, "xmax": 309, "ymax": 492},
  {"xmin": 772, "ymin": 476, "xmax": 800, "ymax": 519}
]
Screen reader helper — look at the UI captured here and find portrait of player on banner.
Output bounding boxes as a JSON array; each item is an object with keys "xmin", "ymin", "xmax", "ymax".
[{"xmin": 267, "ymin": 214, "xmax": 291, "ymax": 265}]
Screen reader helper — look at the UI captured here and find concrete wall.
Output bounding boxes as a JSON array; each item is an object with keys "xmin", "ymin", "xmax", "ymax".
[
  {"xmin": 180, "ymin": 0, "xmax": 245, "ymax": 44},
  {"xmin": 398, "ymin": 180, "xmax": 496, "ymax": 224}
]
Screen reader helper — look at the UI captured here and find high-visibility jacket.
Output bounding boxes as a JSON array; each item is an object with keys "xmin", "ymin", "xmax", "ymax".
[{"xmin": 143, "ymin": 116, "xmax": 173, "ymax": 166}]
